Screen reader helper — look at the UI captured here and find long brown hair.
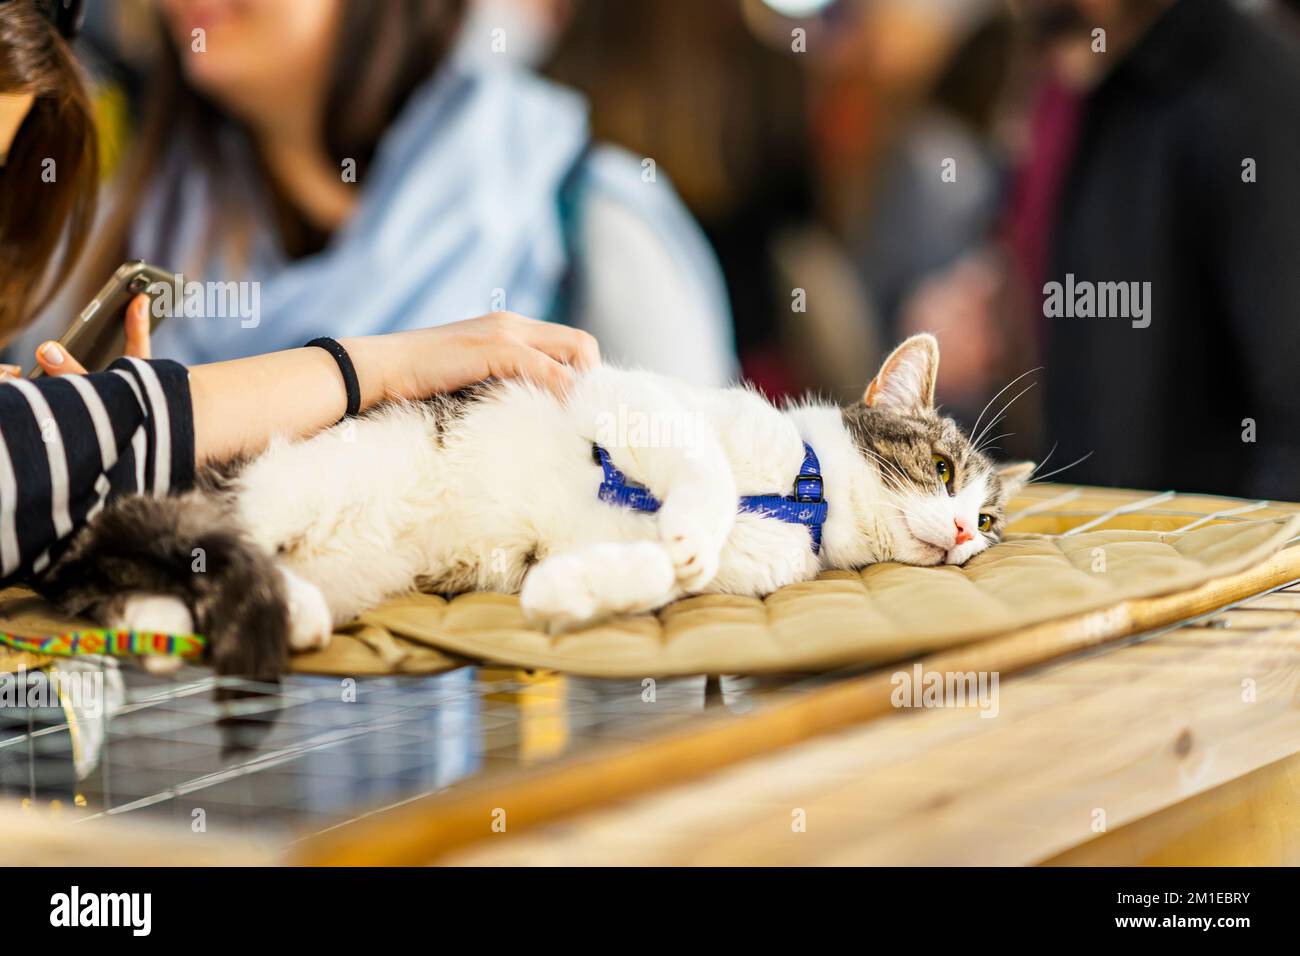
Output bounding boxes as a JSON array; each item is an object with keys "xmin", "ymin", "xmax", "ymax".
[
  {"xmin": 81, "ymin": 0, "xmax": 463, "ymax": 290},
  {"xmin": 0, "ymin": 0, "xmax": 98, "ymax": 345}
]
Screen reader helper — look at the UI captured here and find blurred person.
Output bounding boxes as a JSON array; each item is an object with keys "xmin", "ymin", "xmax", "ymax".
[
  {"xmin": 1014, "ymin": 0, "xmax": 1300, "ymax": 497},
  {"xmin": 889, "ymin": 0, "xmax": 1300, "ymax": 490},
  {"xmin": 454, "ymin": 0, "xmax": 570, "ymax": 70},
  {"xmin": 1, "ymin": 1, "xmax": 599, "ymax": 591},
  {"xmin": 854, "ymin": 9, "xmax": 1017, "ymax": 422},
  {"xmin": 547, "ymin": 0, "xmax": 868, "ymax": 399},
  {"xmin": 15, "ymin": 0, "xmax": 734, "ymax": 385}
]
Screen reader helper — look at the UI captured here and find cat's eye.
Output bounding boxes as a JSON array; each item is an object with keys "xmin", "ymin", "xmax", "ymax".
[
  {"xmin": 978, "ymin": 514, "xmax": 993, "ymax": 533},
  {"xmin": 932, "ymin": 453, "xmax": 953, "ymax": 487}
]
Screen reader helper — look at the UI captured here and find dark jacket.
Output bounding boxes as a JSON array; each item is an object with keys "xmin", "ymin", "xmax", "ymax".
[{"xmin": 1045, "ymin": 0, "xmax": 1300, "ymax": 499}]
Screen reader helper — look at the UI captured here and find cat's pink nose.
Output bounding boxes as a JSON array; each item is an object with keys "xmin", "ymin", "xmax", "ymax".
[{"xmin": 953, "ymin": 518, "xmax": 974, "ymax": 546}]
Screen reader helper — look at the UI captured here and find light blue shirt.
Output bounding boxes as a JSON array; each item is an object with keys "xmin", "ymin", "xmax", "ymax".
[{"xmin": 123, "ymin": 64, "xmax": 735, "ymax": 382}]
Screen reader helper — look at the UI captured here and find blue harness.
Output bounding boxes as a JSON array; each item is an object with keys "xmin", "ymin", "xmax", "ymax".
[{"xmin": 592, "ymin": 443, "xmax": 828, "ymax": 554}]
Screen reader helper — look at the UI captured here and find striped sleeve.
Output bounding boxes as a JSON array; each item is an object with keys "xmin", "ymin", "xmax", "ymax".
[{"xmin": 0, "ymin": 359, "xmax": 194, "ymax": 584}]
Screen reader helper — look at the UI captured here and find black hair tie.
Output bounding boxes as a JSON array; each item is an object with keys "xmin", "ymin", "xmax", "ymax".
[{"xmin": 305, "ymin": 337, "xmax": 361, "ymax": 423}]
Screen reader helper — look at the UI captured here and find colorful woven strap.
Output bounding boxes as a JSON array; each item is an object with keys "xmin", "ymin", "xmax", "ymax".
[{"xmin": 0, "ymin": 628, "xmax": 207, "ymax": 660}]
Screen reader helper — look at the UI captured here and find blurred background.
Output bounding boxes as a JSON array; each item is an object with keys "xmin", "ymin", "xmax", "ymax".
[{"xmin": 14, "ymin": 0, "xmax": 1300, "ymax": 497}]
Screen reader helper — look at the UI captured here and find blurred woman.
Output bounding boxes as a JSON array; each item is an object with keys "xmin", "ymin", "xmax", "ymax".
[
  {"xmin": 21, "ymin": 0, "xmax": 734, "ymax": 384},
  {"xmin": 1, "ymin": 1, "xmax": 598, "ymax": 588}
]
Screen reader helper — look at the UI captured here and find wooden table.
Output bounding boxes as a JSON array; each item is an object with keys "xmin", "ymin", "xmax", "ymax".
[
  {"xmin": 433, "ymin": 580, "xmax": 1300, "ymax": 865},
  {"xmin": 6, "ymin": 484, "xmax": 1299, "ymax": 865}
]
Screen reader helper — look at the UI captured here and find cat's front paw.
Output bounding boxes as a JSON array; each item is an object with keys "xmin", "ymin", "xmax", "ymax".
[{"xmin": 657, "ymin": 499, "xmax": 733, "ymax": 592}]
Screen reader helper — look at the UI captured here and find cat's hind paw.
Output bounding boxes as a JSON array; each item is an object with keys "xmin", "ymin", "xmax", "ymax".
[
  {"xmin": 112, "ymin": 594, "xmax": 193, "ymax": 676},
  {"xmin": 280, "ymin": 567, "xmax": 334, "ymax": 651},
  {"xmin": 520, "ymin": 553, "xmax": 599, "ymax": 632},
  {"xmin": 520, "ymin": 542, "xmax": 676, "ymax": 632}
]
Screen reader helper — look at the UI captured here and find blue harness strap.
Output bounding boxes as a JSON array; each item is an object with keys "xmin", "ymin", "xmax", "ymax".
[{"xmin": 592, "ymin": 443, "xmax": 828, "ymax": 554}]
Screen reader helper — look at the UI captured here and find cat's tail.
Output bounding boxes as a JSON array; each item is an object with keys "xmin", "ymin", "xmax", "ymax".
[{"xmin": 37, "ymin": 493, "xmax": 290, "ymax": 681}]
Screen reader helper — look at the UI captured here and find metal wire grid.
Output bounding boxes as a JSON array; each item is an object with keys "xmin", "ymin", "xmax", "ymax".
[
  {"xmin": 1, "ymin": 484, "xmax": 1296, "ymax": 847},
  {"xmin": 0, "ymin": 662, "xmax": 774, "ymax": 844},
  {"xmin": 1005, "ymin": 485, "xmax": 1295, "ymax": 532}
]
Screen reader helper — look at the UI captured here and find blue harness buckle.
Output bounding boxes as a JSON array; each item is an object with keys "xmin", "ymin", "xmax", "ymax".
[
  {"xmin": 795, "ymin": 472, "xmax": 823, "ymax": 502},
  {"xmin": 592, "ymin": 442, "xmax": 827, "ymax": 555}
]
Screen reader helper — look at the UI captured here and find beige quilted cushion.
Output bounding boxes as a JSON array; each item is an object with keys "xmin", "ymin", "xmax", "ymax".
[
  {"xmin": 304, "ymin": 517, "xmax": 1300, "ymax": 676},
  {"xmin": 3, "ymin": 518, "xmax": 1296, "ymax": 678}
]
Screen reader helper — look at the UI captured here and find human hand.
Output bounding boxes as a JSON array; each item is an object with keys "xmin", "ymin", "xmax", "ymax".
[
  {"xmin": 355, "ymin": 311, "xmax": 601, "ymax": 403},
  {"xmin": 31, "ymin": 293, "xmax": 153, "ymax": 377}
]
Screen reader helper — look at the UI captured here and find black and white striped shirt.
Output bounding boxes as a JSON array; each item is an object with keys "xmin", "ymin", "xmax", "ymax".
[{"xmin": 0, "ymin": 358, "xmax": 194, "ymax": 584}]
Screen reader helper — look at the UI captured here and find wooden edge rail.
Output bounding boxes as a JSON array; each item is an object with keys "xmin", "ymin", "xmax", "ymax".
[{"xmin": 287, "ymin": 549, "xmax": 1300, "ymax": 866}]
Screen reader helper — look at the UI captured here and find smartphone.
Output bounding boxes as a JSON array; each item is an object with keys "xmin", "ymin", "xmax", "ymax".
[{"xmin": 28, "ymin": 260, "xmax": 177, "ymax": 378}]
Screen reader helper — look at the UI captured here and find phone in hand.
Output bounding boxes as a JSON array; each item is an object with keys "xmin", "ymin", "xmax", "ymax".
[{"xmin": 28, "ymin": 260, "xmax": 177, "ymax": 378}]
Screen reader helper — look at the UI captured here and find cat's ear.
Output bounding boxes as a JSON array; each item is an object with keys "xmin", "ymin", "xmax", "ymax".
[
  {"xmin": 996, "ymin": 461, "xmax": 1036, "ymax": 498},
  {"xmin": 863, "ymin": 334, "xmax": 939, "ymax": 414}
]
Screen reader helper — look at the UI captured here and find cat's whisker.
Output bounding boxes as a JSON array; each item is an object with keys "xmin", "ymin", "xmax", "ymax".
[
  {"xmin": 874, "ymin": 501, "xmax": 931, "ymax": 527},
  {"xmin": 859, "ymin": 460, "xmax": 927, "ymax": 509},
  {"xmin": 874, "ymin": 465, "xmax": 916, "ymax": 494},
  {"xmin": 971, "ymin": 381, "xmax": 1036, "ymax": 452},
  {"xmin": 971, "ymin": 417, "xmax": 1000, "ymax": 454},
  {"xmin": 877, "ymin": 476, "xmax": 918, "ymax": 502},
  {"xmin": 1029, "ymin": 450, "xmax": 1095, "ymax": 484},
  {"xmin": 858, "ymin": 446, "xmax": 907, "ymax": 483},
  {"xmin": 1028, "ymin": 441, "xmax": 1060, "ymax": 479},
  {"xmin": 863, "ymin": 450, "xmax": 925, "ymax": 497},
  {"xmin": 876, "ymin": 501, "xmax": 927, "ymax": 518},
  {"xmin": 975, "ymin": 431, "xmax": 1014, "ymax": 456},
  {"xmin": 969, "ymin": 366, "xmax": 1041, "ymax": 447},
  {"xmin": 858, "ymin": 445, "xmax": 917, "ymax": 486},
  {"xmin": 972, "ymin": 392, "xmax": 1029, "ymax": 453}
]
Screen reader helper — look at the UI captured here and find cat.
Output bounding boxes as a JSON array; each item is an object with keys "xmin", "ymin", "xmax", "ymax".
[{"xmin": 36, "ymin": 334, "xmax": 1033, "ymax": 679}]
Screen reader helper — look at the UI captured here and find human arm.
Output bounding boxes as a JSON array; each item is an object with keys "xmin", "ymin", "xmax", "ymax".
[
  {"xmin": 26, "ymin": 298, "xmax": 598, "ymax": 465},
  {"xmin": 189, "ymin": 311, "xmax": 598, "ymax": 463},
  {"xmin": 0, "ymin": 308, "xmax": 597, "ymax": 583}
]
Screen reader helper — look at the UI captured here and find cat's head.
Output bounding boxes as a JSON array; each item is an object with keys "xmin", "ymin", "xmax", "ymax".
[{"xmin": 841, "ymin": 334, "xmax": 1034, "ymax": 566}]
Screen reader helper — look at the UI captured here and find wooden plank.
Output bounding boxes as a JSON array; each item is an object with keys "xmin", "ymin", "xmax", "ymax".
[
  {"xmin": 442, "ymin": 615, "xmax": 1300, "ymax": 865},
  {"xmin": 1041, "ymin": 751, "xmax": 1300, "ymax": 865},
  {"xmin": 0, "ymin": 805, "xmax": 270, "ymax": 866}
]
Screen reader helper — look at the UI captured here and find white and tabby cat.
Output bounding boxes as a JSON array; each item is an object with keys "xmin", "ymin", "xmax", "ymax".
[{"xmin": 39, "ymin": 334, "xmax": 1033, "ymax": 678}]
